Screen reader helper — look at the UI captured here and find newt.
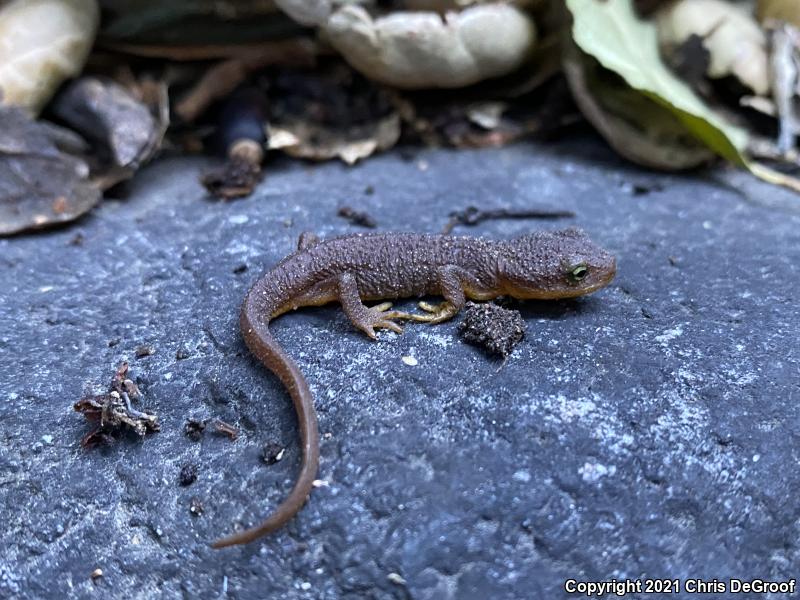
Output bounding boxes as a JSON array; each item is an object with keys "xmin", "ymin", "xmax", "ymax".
[{"xmin": 212, "ymin": 228, "xmax": 616, "ymax": 548}]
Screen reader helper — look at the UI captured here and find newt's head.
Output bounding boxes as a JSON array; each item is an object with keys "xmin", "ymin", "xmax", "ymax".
[{"xmin": 498, "ymin": 228, "xmax": 616, "ymax": 300}]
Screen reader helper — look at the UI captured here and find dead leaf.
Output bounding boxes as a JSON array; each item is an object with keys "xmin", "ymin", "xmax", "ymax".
[
  {"xmin": 749, "ymin": 161, "xmax": 800, "ymax": 192},
  {"xmin": 269, "ymin": 114, "xmax": 400, "ymax": 164},
  {"xmin": 266, "ymin": 64, "xmax": 401, "ymax": 164},
  {"xmin": 567, "ymin": 0, "xmax": 751, "ymax": 167},
  {"xmin": 324, "ymin": 4, "xmax": 537, "ymax": 89},
  {"xmin": 74, "ymin": 361, "xmax": 159, "ymax": 448},
  {"xmin": 0, "ymin": 0, "xmax": 99, "ymax": 115},
  {"xmin": 564, "ymin": 46, "xmax": 715, "ymax": 170},
  {"xmin": 0, "ymin": 106, "xmax": 101, "ymax": 236},
  {"xmin": 99, "ymin": 38, "xmax": 316, "ymax": 63},
  {"xmin": 657, "ymin": 0, "xmax": 770, "ymax": 96},
  {"xmin": 51, "ymin": 77, "xmax": 167, "ymax": 173}
]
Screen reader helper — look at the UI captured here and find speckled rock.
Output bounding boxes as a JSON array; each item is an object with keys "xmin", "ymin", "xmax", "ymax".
[{"xmin": 1, "ymin": 139, "xmax": 799, "ymax": 599}]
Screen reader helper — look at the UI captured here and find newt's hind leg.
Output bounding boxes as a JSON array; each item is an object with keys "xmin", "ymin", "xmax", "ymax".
[
  {"xmin": 338, "ymin": 273, "xmax": 403, "ymax": 339},
  {"xmin": 412, "ymin": 266, "xmax": 466, "ymax": 324}
]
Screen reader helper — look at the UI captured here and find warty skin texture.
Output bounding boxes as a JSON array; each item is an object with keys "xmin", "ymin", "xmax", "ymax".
[{"xmin": 212, "ymin": 229, "xmax": 615, "ymax": 548}]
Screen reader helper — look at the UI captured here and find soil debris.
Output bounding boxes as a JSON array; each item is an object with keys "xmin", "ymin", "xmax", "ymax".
[
  {"xmin": 179, "ymin": 463, "xmax": 198, "ymax": 486},
  {"xmin": 337, "ymin": 205, "xmax": 377, "ymax": 228},
  {"xmin": 74, "ymin": 362, "xmax": 159, "ymax": 448},
  {"xmin": 459, "ymin": 302, "xmax": 526, "ymax": 358}
]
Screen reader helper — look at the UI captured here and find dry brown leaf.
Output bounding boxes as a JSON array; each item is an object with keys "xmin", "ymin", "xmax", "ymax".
[
  {"xmin": 0, "ymin": 106, "xmax": 101, "ymax": 236},
  {"xmin": 52, "ymin": 77, "xmax": 167, "ymax": 172},
  {"xmin": 100, "ymin": 38, "xmax": 317, "ymax": 63}
]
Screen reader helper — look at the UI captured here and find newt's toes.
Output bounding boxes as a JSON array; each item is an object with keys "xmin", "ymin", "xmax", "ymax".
[{"xmin": 378, "ymin": 320, "xmax": 403, "ymax": 334}]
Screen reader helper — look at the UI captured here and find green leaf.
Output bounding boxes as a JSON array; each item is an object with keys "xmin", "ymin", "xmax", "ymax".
[{"xmin": 566, "ymin": 0, "xmax": 749, "ymax": 165}]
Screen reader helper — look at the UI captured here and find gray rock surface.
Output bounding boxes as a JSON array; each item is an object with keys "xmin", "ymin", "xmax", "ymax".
[{"xmin": 1, "ymin": 139, "xmax": 799, "ymax": 599}]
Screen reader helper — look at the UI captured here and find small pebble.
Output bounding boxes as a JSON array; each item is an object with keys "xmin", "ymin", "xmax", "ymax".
[
  {"xmin": 135, "ymin": 345, "xmax": 154, "ymax": 358},
  {"xmin": 189, "ymin": 498, "xmax": 204, "ymax": 516},
  {"xmin": 401, "ymin": 356, "xmax": 418, "ymax": 366},
  {"xmin": 179, "ymin": 463, "xmax": 198, "ymax": 486},
  {"xmin": 184, "ymin": 419, "xmax": 206, "ymax": 441},
  {"xmin": 387, "ymin": 573, "xmax": 407, "ymax": 586},
  {"xmin": 261, "ymin": 442, "xmax": 285, "ymax": 465}
]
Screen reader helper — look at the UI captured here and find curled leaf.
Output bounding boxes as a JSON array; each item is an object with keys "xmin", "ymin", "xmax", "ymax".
[
  {"xmin": 566, "ymin": 0, "xmax": 749, "ymax": 165},
  {"xmin": 0, "ymin": 0, "xmax": 99, "ymax": 115},
  {"xmin": 564, "ymin": 45, "xmax": 714, "ymax": 170},
  {"xmin": 269, "ymin": 113, "xmax": 400, "ymax": 165},
  {"xmin": 325, "ymin": 4, "xmax": 537, "ymax": 89},
  {"xmin": 266, "ymin": 65, "xmax": 401, "ymax": 164},
  {"xmin": 52, "ymin": 77, "xmax": 168, "ymax": 175},
  {"xmin": 0, "ymin": 106, "xmax": 101, "ymax": 236},
  {"xmin": 657, "ymin": 0, "xmax": 770, "ymax": 96}
]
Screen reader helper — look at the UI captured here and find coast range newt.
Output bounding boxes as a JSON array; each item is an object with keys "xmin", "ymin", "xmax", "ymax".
[{"xmin": 212, "ymin": 228, "xmax": 616, "ymax": 548}]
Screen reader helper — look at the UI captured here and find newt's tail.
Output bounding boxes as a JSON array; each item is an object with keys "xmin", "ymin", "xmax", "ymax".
[{"xmin": 211, "ymin": 300, "xmax": 320, "ymax": 548}]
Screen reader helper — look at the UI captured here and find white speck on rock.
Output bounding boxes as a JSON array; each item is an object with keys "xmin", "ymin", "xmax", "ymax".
[
  {"xmin": 300, "ymin": 581, "xmax": 312, "ymax": 591},
  {"xmin": 228, "ymin": 214, "xmax": 249, "ymax": 225},
  {"xmin": 752, "ymin": 454, "xmax": 760, "ymax": 462},
  {"xmin": 402, "ymin": 355, "xmax": 418, "ymax": 366},
  {"xmin": 655, "ymin": 326, "xmax": 683, "ymax": 344},
  {"xmin": 512, "ymin": 470, "xmax": 531, "ymax": 483},
  {"xmin": 580, "ymin": 462, "xmax": 616, "ymax": 483},
  {"xmin": 41, "ymin": 434, "xmax": 53, "ymax": 445}
]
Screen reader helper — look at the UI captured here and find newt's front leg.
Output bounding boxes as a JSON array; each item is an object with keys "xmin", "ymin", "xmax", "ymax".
[{"xmin": 337, "ymin": 273, "xmax": 404, "ymax": 339}]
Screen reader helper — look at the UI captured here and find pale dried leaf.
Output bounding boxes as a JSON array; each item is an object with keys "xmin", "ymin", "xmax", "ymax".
[
  {"xmin": 268, "ymin": 113, "xmax": 401, "ymax": 164},
  {"xmin": 567, "ymin": 0, "xmax": 749, "ymax": 165},
  {"xmin": 0, "ymin": 0, "xmax": 99, "ymax": 115},
  {"xmin": 657, "ymin": 0, "xmax": 770, "ymax": 96},
  {"xmin": 325, "ymin": 4, "xmax": 536, "ymax": 89},
  {"xmin": 564, "ymin": 47, "xmax": 714, "ymax": 170}
]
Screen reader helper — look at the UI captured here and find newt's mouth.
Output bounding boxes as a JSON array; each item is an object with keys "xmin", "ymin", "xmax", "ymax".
[{"xmin": 511, "ymin": 261, "xmax": 617, "ymax": 300}]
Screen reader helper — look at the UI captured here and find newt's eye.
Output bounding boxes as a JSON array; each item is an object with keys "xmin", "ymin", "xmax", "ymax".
[{"xmin": 567, "ymin": 263, "xmax": 588, "ymax": 282}]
